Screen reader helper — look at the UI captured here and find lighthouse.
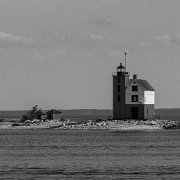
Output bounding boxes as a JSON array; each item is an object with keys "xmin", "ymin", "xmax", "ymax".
[{"xmin": 112, "ymin": 54, "xmax": 155, "ymax": 120}]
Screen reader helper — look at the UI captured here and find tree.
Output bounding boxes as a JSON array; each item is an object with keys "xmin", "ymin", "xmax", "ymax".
[{"xmin": 20, "ymin": 105, "xmax": 40, "ymax": 123}]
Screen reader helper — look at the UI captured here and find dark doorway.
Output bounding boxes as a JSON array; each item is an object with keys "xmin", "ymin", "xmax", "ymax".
[
  {"xmin": 47, "ymin": 114, "xmax": 53, "ymax": 120},
  {"xmin": 131, "ymin": 107, "xmax": 139, "ymax": 119},
  {"xmin": 37, "ymin": 114, "xmax": 41, "ymax": 120}
]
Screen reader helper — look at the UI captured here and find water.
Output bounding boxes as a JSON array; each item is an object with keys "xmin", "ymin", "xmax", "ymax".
[{"xmin": 0, "ymin": 130, "xmax": 180, "ymax": 179}]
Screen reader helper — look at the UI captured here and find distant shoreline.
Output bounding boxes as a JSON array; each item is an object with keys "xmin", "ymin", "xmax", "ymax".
[{"xmin": 1, "ymin": 109, "xmax": 180, "ymax": 122}]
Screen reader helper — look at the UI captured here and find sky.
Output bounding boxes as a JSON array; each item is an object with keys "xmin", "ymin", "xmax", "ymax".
[{"xmin": 1, "ymin": 0, "xmax": 180, "ymax": 110}]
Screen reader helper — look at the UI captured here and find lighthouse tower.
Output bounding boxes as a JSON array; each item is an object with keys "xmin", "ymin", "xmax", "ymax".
[
  {"xmin": 113, "ymin": 62, "xmax": 130, "ymax": 119},
  {"xmin": 112, "ymin": 54, "xmax": 155, "ymax": 120}
]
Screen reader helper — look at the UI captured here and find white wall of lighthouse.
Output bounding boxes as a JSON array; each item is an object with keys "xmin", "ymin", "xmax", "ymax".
[{"xmin": 144, "ymin": 91, "xmax": 155, "ymax": 104}]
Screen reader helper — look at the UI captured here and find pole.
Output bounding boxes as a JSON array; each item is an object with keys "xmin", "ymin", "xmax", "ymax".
[{"xmin": 125, "ymin": 52, "xmax": 127, "ymax": 72}]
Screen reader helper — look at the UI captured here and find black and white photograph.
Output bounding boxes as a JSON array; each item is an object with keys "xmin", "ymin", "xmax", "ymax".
[{"xmin": 0, "ymin": 0, "xmax": 180, "ymax": 179}]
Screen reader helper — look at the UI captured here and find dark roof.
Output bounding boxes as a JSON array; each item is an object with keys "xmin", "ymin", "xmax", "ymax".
[
  {"xmin": 37, "ymin": 110, "xmax": 46, "ymax": 115},
  {"xmin": 126, "ymin": 79, "xmax": 133, "ymax": 87},
  {"xmin": 46, "ymin": 109, "xmax": 62, "ymax": 114},
  {"xmin": 117, "ymin": 63, "xmax": 125, "ymax": 69},
  {"xmin": 127, "ymin": 79, "xmax": 155, "ymax": 91}
]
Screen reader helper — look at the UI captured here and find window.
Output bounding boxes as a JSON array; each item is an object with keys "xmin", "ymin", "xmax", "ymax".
[
  {"xmin": 118, "ymin": 85, "xmax": 120, "ymax": 92},
  {"xmin": 132, "ymin": 86, "xmax": 138, "ymax": 91},
  {"xmin": 131, "ymin": 95, "xmax": 138, "ymax": 102},
  {"xmin": 118, "ymin": 95, "xmax": 120, "ymax": 102}
]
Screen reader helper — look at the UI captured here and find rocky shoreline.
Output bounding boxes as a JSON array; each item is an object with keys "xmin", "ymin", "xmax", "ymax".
[{"xmin": 0, "ymin": 119, "xmax": 179, "ymax": 130}]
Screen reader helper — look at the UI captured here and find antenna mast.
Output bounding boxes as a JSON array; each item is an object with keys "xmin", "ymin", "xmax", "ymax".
[{"xmin": 125, "ymin": 52, "xmax": 127, "ymax": 72}]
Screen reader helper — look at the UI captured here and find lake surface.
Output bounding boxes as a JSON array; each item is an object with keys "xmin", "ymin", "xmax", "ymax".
[{"xmin": 0, "ymin": 129, "xmax": 180, "ymax": 179}]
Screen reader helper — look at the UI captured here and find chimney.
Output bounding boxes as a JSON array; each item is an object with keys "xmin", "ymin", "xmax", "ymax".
[{"xmin": 133, "ymin": 74, "xmax": 137, "ymax": 79}]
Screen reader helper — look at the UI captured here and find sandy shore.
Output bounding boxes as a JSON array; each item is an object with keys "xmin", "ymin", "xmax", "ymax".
[{"xmin": 0, "ymin": 121, "xmax": 63, "ymax": 130}]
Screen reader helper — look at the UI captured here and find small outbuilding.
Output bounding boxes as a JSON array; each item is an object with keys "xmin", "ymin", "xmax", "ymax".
[
  {"xmin": 36, "ymin": 110, "xmax": 47, "ymax": 120},
  {"xmin": 46, "ymin": 109, "xmax": 62, "ymax": 120}
]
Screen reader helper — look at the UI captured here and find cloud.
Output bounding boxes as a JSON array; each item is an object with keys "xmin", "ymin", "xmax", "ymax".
[
  {"xmin": 170, "ymin": 33, "xmax": 180, "ymax": 44},
  {"xmin": 0, "ymin": 31, "xmax": 106, "ymax": 51},
  {"xmin": 0, "ymin": 31, "xmax": 34, "ymax": 49},
  {"xmin": 0, "ymin": 32, "xmax": 33, "ymax": 43},
  {"xmin": 155, "ymin": 35, "xmax": 172, "ymax": 45},
  {"xmin": 56, "ymin": 33, "xmax": 108, "ymax": 51},
  {"xmin": 33, "ymin": 50, "xmax": 43, "ymax": 59},
  {"xmin": 90, "ymin": 34, "xmax": 104, "ymax": 40},
  {"xmin": 89, "ymin": 17, "xmax": 118, "ymax": 27},
  {"xmin": 140, "ymin": 33, "xmax": 180, "ymax": 48}
]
